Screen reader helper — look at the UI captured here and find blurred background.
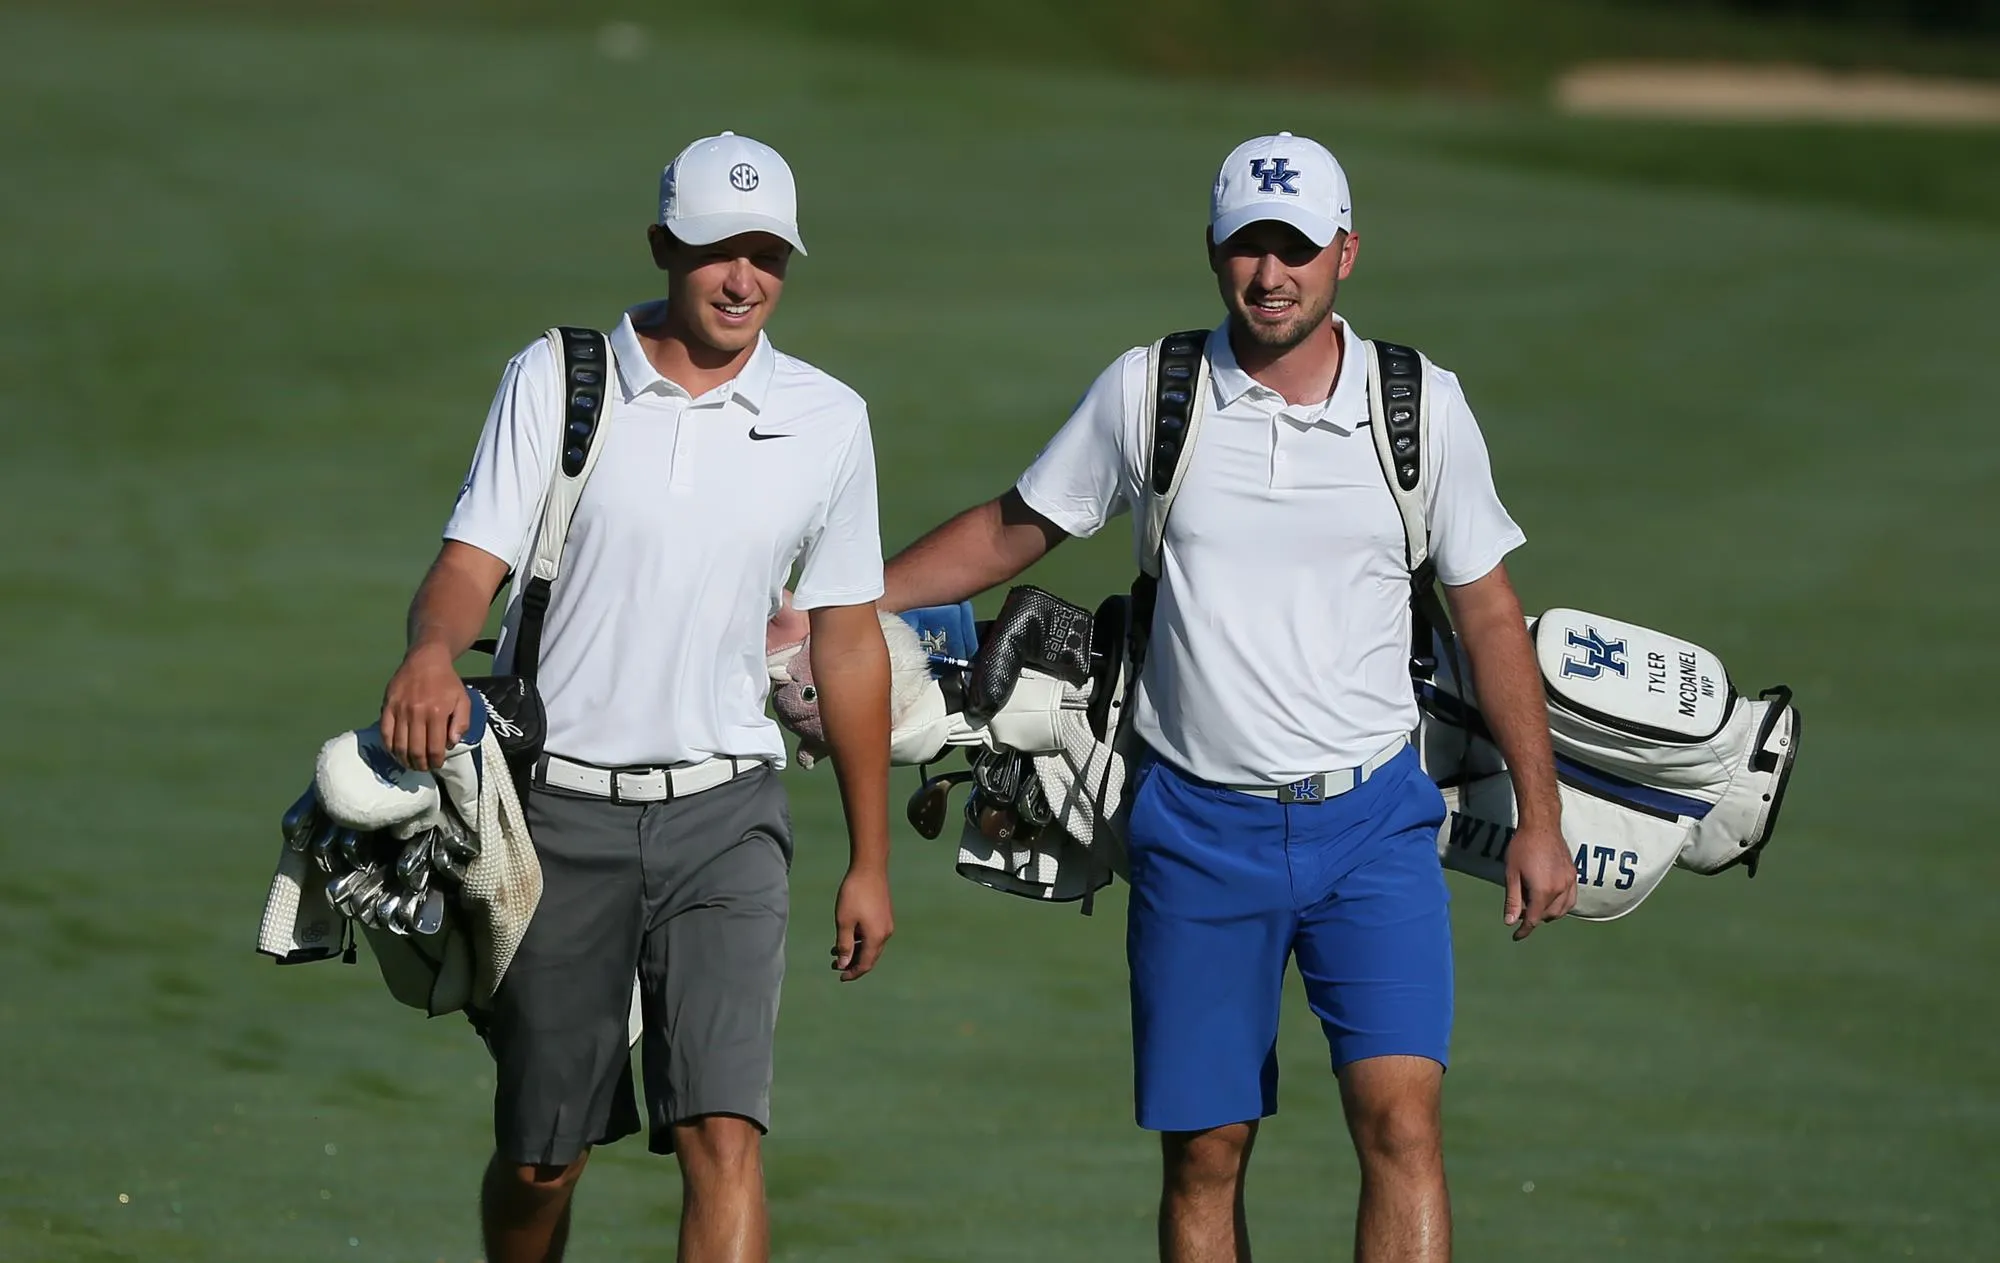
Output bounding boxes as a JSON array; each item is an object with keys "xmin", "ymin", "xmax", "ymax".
[{"xmin": 2, "ymin": 1, "xmax": 1996, "ymax": 1259}]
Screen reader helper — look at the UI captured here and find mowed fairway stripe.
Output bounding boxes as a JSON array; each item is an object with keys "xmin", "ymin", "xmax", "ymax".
[{"xmin": 1, "ymin": 8, "xmax": 1994, "ymax": 1261}]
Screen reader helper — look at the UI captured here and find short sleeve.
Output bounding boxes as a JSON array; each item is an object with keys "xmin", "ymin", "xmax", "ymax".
[
  {"xmin": 443, "ymin": 343, "xmax": 557, "ymax": 572},
  {"xmin": 1013, "ymin": 352, "xmax": 1143, "ymax": 539},
  {"xmin": 792, "ymin": 407, "xmax": 885, "ymax": 610},
  {"xmin": 1424, "ymin": 367, "xmax": 1527, "ymax": 587}
]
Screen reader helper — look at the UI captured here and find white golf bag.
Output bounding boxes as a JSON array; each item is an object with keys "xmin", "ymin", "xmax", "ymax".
[
  {"xmin": 1422, "ymin": 608, "xmax": 1799, "ymax": 919},
  {"xmin": 879, "ymin": 591, "xmax": 1801, "ymax": 921}
]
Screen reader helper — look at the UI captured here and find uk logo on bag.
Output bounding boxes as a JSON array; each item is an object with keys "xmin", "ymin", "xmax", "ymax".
[{"xmin": 1561, "ymin": 627, "xmax": 1628, "ymax": 680}]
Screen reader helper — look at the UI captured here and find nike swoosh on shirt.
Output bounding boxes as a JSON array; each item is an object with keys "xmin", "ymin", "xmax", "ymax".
[{"xmin": 747, "ymin": 428, "xmax": 793, "ymax": 441}]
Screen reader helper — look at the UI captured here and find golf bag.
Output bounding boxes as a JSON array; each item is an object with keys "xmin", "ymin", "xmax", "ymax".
[
  {"xmin": 876, "ymin": 330, "xmax": 1803, "ymax": 918},
  {"xmin": 257, "ymin": 683, "xmax": 542, "ymax": 1013},
  {"xmin": 257, "ymin": 326, "xmax": 623, "ymax": 1017}
]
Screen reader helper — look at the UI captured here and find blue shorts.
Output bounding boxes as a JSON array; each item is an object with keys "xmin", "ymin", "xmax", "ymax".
[{"xmin": 1124, "ymin": 744, "xmax": 1452, "ymax": 1133}]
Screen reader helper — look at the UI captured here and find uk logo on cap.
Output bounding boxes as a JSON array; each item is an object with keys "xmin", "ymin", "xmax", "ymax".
[{"xmin": 1249, "ymin": 158, "xmax": 1300, "ymax": 195}]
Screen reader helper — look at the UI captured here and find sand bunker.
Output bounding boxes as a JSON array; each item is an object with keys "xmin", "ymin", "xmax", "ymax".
[{"xmin": 1555, "ymin": 63, "xmax": 2000, "ymax": 126}]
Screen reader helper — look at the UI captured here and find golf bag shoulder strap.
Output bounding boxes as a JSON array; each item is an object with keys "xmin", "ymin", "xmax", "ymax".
[
  {"xmin": 1362, "ymin": 339, "xmax": 1453, "ymax": 675},
  {"xmin": 507, "ymin": 326, "xmax": 613, "ymax": 685},
  {"xmin": 1137, "ymin": 329, "xmax": 1212, "ymax": 582},
  {"xmin": 1363, "ymin": 340, "xmax": 1430, "ymax": 575},
  {"xmin": 1129, "ymin": 329, "xmax": 1209, "ymax": 668}
]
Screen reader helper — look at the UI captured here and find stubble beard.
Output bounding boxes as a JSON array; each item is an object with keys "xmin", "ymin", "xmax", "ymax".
[{"xmin": 1231, "ymin": 283, "xmax": 1338, "ymax": 354}]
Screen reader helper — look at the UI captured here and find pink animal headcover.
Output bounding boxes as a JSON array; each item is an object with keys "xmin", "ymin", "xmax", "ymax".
[{"xmin": 765, "ymin": 590, "xmax": 936, "ymax": 768}]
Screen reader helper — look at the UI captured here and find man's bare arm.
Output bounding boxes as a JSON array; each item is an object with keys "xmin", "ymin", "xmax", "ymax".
[
  {"xmin": 880, "ymin": 489, "xmax": 1069, "ymax": 612},
  {"xmin": 381, "ymin": 541, "xmax": 509, "ymax": 772},
  {"xmin": 806, "ymin": 602, "xmax": 895, "ymax": 981},
  {"xmin": 1442, "ymin": 564, "xmax": 1578, "ymax": 938}
]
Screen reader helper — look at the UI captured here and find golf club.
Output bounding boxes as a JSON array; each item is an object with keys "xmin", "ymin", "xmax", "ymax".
[
  {"xmin": 308, "ymin": 817, "xmax": 342, "ymax": 874},
  {"xmin": 337, "ymin": 828, "xmax": 370, "ymax": 871},
  {"xmin": 906, "ymin": 770, "xmax": 975, "ymax": 840},
  {"xmin": 412, "ymin": 888, "xmax": 446, "ymax": 936},
  {"xmin": 281, "ymin": 789, "xmax": 319, "ymax": 851},
  {"xmin": 396, "ymin": 834, "xmax": 432, "ymax": 884}
]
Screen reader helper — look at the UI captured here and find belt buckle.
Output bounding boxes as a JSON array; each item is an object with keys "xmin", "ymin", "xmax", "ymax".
[{"xmin": 1277, "ymin": 774, "xmax": 1326, "ymax": 806}]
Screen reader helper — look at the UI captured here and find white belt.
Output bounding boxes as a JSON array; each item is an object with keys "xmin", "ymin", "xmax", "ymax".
[
  {"xmin": 535, "ymin": 753, "xmax": 763, "ymax": 803},
  {"xmin": 1227, "ymin": 735, "xmax": 1409, "ymax": 805}
]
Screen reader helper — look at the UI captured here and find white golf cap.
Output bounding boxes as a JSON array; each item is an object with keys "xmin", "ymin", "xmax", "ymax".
[
  {"xmin": 658, "ymin": 131, "xmax": 807, "ymax": 256},
  {"xmin": 1210, "ymin": 131, "xmax": 1351, "ymax": 249}
]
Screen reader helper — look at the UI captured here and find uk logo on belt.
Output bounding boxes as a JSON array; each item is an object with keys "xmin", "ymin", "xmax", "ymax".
[
  {"xmin": 1249, "ymin": 158, "xmax": 1300, "ymax": 195},
  {"xmin": 1561, "ymin": 627, "xmax": 1628, "ymax": 680}
]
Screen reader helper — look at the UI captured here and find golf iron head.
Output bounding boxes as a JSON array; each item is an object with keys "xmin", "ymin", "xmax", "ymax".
[
  {"xmin": 395, "ymin": 835, "xmax": 433, "ymax": 884},
  {"xmin": 326, "ymin": 864, "xmax": 378, "ymax": 918},
  {"xmin": 411, "ymin": 888, "xmax": 447, "ymax": 936},
  {"xmin": 336, "ymin": 828, "xmax": 371, "ymax": 871},
  {"xmin": 349, "ymin": 872, "xmax": 390, "ymax": 926},
  {"xmin": 906, "ymin": 770, "xmax": 975, "ymax": 840},
  {"xmin": 281, "ymin": 789, "xmax": 319, "ymax": 851},
  {"xmin": 429, "ymin": 838, "xmax": 469, "ymax": 884},
  {"xmin": 307, "ymin": 817, "xmax": 343, "ymax": 873},
  {"xmin": 377, "ymin": 892, "xmax": 411, "ymax": 936}
]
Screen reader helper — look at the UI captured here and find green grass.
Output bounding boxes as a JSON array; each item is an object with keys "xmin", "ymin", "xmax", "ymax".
[
  {"xmin": 56, "ymin": 0, "xmax": 2000, "ymax": 92},
  {"xmin": 2, "ymin": 5, "xmax": 1997, "ymax": 1262}
]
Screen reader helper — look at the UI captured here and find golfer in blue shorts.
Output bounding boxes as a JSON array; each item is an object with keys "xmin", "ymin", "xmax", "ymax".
[{"xmin": 882, "ymin": 132, "xmax": 1578, "ymax": 1262}]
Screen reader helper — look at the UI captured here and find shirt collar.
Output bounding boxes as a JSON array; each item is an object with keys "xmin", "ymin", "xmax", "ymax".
[
  {"xmin": 610, "ymin": 301, "xmax": 777, "ymax": 413},
  {"xmin": 1205, "ymin": 315, "xmax": 1369, "ymax": 432}
]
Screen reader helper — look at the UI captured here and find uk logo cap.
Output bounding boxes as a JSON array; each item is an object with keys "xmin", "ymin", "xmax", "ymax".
[
  {"xmin": 659, "ymin": 131, "xmax": 807, "ymax": 255},
  {"xmin": 1210, "ymin": 132, "xmax": 1351, "ymax": 249}
]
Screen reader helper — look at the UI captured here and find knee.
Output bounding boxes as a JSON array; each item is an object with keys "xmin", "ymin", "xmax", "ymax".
[
  {"xmin": 675, "ymin": 1114, "xmax": 764, "ymax": 1182},
  {"xmin": 1351, "ymin": 1101, "xmax": 1442, "ymax": 1175},
  {"xmin": 1163, "ymin": 1123, "xmax": 1254, "ymax": 1193},
  {"xmin": 485, "ymin": 1152, "xmax": 588, "ymax": 1211}
]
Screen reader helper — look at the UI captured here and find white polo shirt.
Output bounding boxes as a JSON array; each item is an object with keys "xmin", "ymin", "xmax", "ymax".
[
  {"xmin": 1016, "ymin": 318, "xmax": 1524, "ymax": 786},
  {"xmin": 444, "ymin": 301, "xmax": 883, "ymax": 768}
]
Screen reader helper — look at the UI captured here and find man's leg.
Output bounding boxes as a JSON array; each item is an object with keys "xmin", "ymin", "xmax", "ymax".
[
  {"xmin": 638, "ymin": 769, "xmax": 793, "ymax": 1263},
  {"xmin": 1340, "ymin": 1057, "xmax": 1448, "ymax": 1263},
  {"xmin": 1160, "ymin": 1121, "xmax": 1258, "ymax": 1263},
  {"xmin": 483, "ymin": 791, "xmax": 651, "ymax": 1263},
  {"xmin": 1289, "ymin": 749, "xmax": 1454, "ymax": 1263},
  {"xmin": 481, "ymin": 1151, "xmax": 590, "ymax": 1263},
  {"xmin": 673, "ymin": 1114, "xmax": 768, "ymax": 1263},
  {"xmin": 1124, "ymin": 756, "xmax": 1296, "ymax": 1263}
]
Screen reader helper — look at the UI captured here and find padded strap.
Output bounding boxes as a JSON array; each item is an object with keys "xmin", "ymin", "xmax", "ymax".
[
  {"xmin": 1364, "ymin": 339, "xmax": 1430, "ymax": 575},
  {"xmin": 1130, "ymin": 329, "xmax": 1209, "ymax": 673},
  {"xmin": 1365, "ymin": 339, "xmax": 1457, "ymax": 680},
  {"xmin": 529, "ymin": 327, "xmax": 613, "ymax": 583},
  {"xmin": 1137, "ymin": 329, "xmax": 1211, "ymax": 581},
  {"xmin": 509, "ymin": 326, "xmax": 613, "ymax": 685}
]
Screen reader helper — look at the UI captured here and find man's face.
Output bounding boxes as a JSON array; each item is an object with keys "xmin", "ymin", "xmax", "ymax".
[
  {"xmin": 1210, "ymin": 222, "xmax": 1358, "ymax": 352},
  {"xmin": 650, "ymin": 227, "xmax": 793, "ymax": 354}
]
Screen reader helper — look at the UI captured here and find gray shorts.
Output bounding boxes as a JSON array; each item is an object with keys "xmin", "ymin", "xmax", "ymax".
[{"xmin": 485, "ymin": 765, "xmax": 792, "ymax": 1165}]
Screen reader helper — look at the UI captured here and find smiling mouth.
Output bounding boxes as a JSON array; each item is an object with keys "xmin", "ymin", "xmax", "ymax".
[
  {"xmin": 1249, "ymin": 295, "xmax": 1297, "ymax": 317},
  {"xmin": 716, "ymin": 301, "xmax": 756, "ymax": 320}
]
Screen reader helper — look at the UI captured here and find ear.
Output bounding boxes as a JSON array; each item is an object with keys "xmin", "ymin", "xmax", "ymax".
[
  {"xmin": 647, "ymin": 223, "xmax": 677, "ymax": 272},
  {"xmin": 1205, "ymin": 227, "xmax": 1220, "ymax": 275},
  {"xmin": 1335, "ymin": 229, "xmax": 1359, "ymax": 281}
]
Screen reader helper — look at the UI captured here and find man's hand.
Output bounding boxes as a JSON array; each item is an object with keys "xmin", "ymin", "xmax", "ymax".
[
  {"xmin": 1503, "ymin": 822, "xmax": 1577, "ymax": 941},
  {"xmin": 805, "ymin": 602, "xmax": 896, "ymax": 980},
  {"xmin": 380, "ymin": 643, "xmax": 469, "ymax": 772},
  {"xmin": 380, "ymin": 542, "xmax": 509, "ymax": 771},
  {"xmin": 1442, "ymin": 563, "xmax": 1574, "ymax": 941},
  {"xmin": 831, "ymin": 865, "xmax": 894, "ymax": 981}
]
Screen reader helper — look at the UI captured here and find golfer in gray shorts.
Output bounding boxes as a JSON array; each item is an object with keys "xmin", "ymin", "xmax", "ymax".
[{"xmin": 379, "ymin": 133, "xmax": 895, "ymax": 1263}]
